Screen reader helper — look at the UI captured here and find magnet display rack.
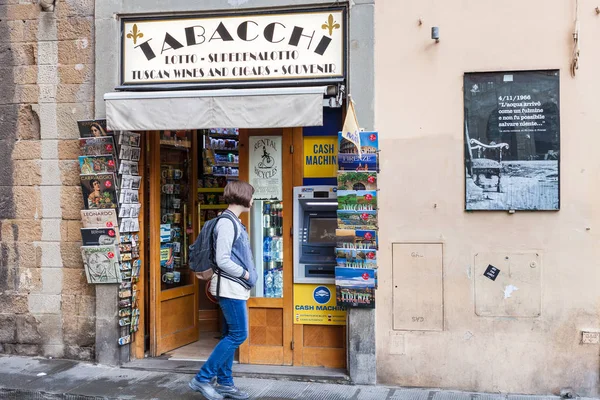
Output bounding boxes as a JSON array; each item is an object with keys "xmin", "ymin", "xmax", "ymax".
[{"xmin": 198, "ymin": 128, "xmax": 239, "ymax": 228}]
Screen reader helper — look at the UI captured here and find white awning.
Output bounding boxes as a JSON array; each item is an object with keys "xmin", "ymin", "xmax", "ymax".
[{"xmin": 104, "ymin": 86, "xmax": 327, "ymax": 131}]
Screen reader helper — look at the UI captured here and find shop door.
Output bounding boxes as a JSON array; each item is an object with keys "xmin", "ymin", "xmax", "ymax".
[
  {"xmin": 238, "ymin": 128, "xmax": 294, "ymax": 365},
  {"xmin": 149, "ymin": 131, "xmax": 200, "ymax": 355}
]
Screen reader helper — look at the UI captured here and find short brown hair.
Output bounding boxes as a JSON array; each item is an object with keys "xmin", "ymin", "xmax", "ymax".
[{"xmin": 223, "ymin": 181, "xmax": 254, "ymax": 208}]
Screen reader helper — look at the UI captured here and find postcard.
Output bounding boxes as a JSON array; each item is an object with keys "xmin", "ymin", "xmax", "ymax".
[
  {"xmin": 80, "ymin": 173, "xmax": 118, "ymax": 210},
  {"xmin": 335, "ymin": 248, "xmax": 377, "ymax": 269},
  {"xmin": 79, "ymin": 136, "xmax": 117, "ymax": 160},
  {"xmin": 80, "ymin": 209, "xmax": 118, "ymax": 229},
  {"xmin": 338, "ymin": 131, "xmax": 379, "ymax": 171},
  {"xmin": 80, "ymin": 245, "xmax": 121, "ymax": 284},
  {"xmin": 337, "ymin": 210, "xmax": 378, "ymax": 230},
  {"xmin": 77, "ymin": 119, "xmax": 112, "ymax": 138},
  {"xmin": 337, "ymin": 171, "xmax": 377, "ymax": 191},
  {"xmin": 336, "ymin": 229, "xmax": 378, "ymax": 250},
  {"xmin": 80, "ymin": 227, "xmax": 119, "ymax": 246},
  {"xmin": 337, "ymin": 190, "xmax": 377, "ymax": 212},
  {"xmin": 336, "ymin": 286, "xmax": 376, "ymax": 309},
  {"xmin": 79, "ymin": 155, "xmax": 116, "ymax": 175}
]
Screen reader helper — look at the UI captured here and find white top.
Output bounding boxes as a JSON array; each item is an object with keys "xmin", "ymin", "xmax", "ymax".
[{"xmin": 209, "ymin": 215, "xmax": 251, "ymax": 301}]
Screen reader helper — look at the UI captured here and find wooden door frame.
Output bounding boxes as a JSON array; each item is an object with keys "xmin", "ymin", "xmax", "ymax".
[{"xmin": 238, "ymin": 128, "xmax": 294, "ymax": 365}]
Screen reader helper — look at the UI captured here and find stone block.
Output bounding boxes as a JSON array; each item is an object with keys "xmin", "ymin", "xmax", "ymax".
[
  {"xmin": 17, "ymin": 104, "xmax": 41, "ymax": 140},
  {"xmin": 41, "ymin": 267, "xmax": 63, "ymax": 294},
  {"xmin": 1, "ymin": 242, "xmax": 39, "ymax": 268},
  {"xmin": 14, "ymin": 344, "xmax": 41, "ymax": 356},
  {"xmin": 65, "ymin": 345, "xmax": 93, "ymax": 361},
  {"xmin": 42, "ymin": 218, "xmax": 64, "ymax": 242},
  {"xmin": 14, "ymin": 84, "xmax": 39, "ymax": 104},
  {"xmin": 28, "ymin": 293, "xmax": 61, "ymax": 314},
  {"xmin": 11, "ymin": 139, "xmax": 41, "ymax": 160},
  {"xmin": 56, "ymin": 83, "xmax": 93, "ymax": 103},
  {"xmin": 57, "ymin": 17, "xmax": 93, "ymax": 40},
  {"xmin": 18, "ymin": 266, "xmax": 42, "ymax": 293},
  {"xmin": 37, "ymin": 41, "xmax": 57, "ymax": 65},
  {"xmin": 58, "ymin": 63, "xmax": 93, "ymax": 84},
  {"xmin": 0, "ymin": 314, "xmax": 16, "ymax": 342},
  {"xmin": 37, "ymin": 64, "xmax": 58, "ymax": 84},
  {"xmin": 61, "ymin": 241, "xmax": 83, "ymax": 269},
  {"xmin": 13, "ymin": 160, "xmax": 42, "ymax": 185},
  {"xmin": 38, "ymin": 83, "xmax": 57, "ymax": 103},
  {"xmin": 1, "ymin": 4, "xmax": 40, "ymax": 20},
  {"xmin": 16, "ymin": 314, "xmax": 43, "ymax": 344},
  {"xmin": 55, "ymin": 0, "xmax": 94, "ymax": 18},
  {"xmin": 58, "ymin": 40, "xmax": 93, "ymax": 64},
  {"xmin": 59, "ymin": 160, "xmax": 80, "ymax": 186},
  {"xmin": 0, "ymin": 20, "xmax": 38, "ymax": 43},
  {"xmin": 0, "ymin": 291, "xmax": 29, "ymax": 314},
  {"xmin": 0, "ymin": 264, "xmax": 19, "ymax": 291},
  {"xmin": 40, "ymin": 160, "xmax": 62, "ymax": 185},
  {"xmin": 0, "ymin": 42, "xmax": 36, "ymax": 66},
  {"xmin": 41, "ymin": 139, "xmax": 58, "ymax": 159},
  {"xmin": 13, "ymin": 186, "xmax": 42, "ymax": 219},
  {"xmin": 40, "ymin": 186, "xmax": 62, "ymax": 218},
  {"xmin": 62, "ymin": 313, "xmax": 78, "ymax": 345},
  {"xmin": 35, "ymin": 313, "xmax": 63, "ymax": 345},
  {"xmin": 0, "ymin": 186, "xmax": 15, "ymax": 220},
  {"xmin": 65, "ymin": 220, "xmax": 82, "ymax": 242},
  {"xmin": 13, "ymin": 65, "xmax": 38, "ymax": 84},
  {"xmin": 62, "ymin": 267, "xmax": 92, "ymax": 295},
  {"xmin": 42, "ymin": 344, "xmax": 65, "ymax": 358},
  {"xmin": 1, "ymin": 219, "xmax": 42, "ymax": 242},
  {"xmin": 60, "ymin": 186, "xmax": 83, "ymax": 220},
  {"xmin": 0, "ymin": 105, "xmax": 18, "ymax": 141},
  {"xmin": 56, "ymin": 102, "xmax": 94, "ymax": 139},
  {"xmin": 58, "ymin": 139, "xmax": 81, "ymax": 160},
  {"xmin": 77, "ymin": 295, "xmax": 95, "ymax": 316},
  {"xmin": 35, "ymin": 241, "xmax": 63, "ymax": 268}
]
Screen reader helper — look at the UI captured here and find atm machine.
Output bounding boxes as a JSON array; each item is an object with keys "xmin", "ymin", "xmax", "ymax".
[{"xmin": 293, "ymin": 186, "xmax": 338, "ymax": 284}]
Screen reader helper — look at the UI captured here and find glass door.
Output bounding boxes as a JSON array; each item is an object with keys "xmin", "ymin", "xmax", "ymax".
[
  {"xmin": 239, "ymin": 129, "xmax": 293, "ymax": 366},
  {"xmin": 150, "ymin": 130, "xmax": 199, "ymax": 356}
]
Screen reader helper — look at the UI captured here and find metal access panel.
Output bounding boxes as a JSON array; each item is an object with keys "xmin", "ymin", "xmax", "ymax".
[
  {"xmin": 392, "ymin": 243, "xmax": 444, "ymax": 331},
  {"xmin": 474, "ymin": 252, "xmax": 541, "ymax": 317}
]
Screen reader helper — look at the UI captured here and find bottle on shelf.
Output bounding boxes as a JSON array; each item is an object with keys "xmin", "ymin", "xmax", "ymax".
[
  {"xmin": 274, "ymin": 269, "xmax": 283, "ymax": 298},
  {"xmin": 265, "ymin": 270, "xmax": 274, "ymax": 298}
]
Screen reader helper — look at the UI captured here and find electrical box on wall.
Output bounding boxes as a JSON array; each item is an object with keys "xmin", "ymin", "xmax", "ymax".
[
  {"xmin": 474, "ymin": 252, "xmax": 542, "ymax": 317},
  {"xmin": 392, "ymin": 243, "xmax": 444, "ymax": 331}
]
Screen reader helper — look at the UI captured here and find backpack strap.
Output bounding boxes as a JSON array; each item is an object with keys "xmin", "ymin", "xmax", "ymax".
[{"xmin": 213, "ymin": 210, "xmax": 240, "ymax": 299}]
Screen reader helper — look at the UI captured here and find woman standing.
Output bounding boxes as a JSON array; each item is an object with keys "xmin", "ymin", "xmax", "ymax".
[{"xmin": 189, "ymin": 181, "xmax": 257, "ymax": 400}]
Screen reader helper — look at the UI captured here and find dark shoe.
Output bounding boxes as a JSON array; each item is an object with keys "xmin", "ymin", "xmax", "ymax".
[
  {"xmin": 189, "ymin": 377, "xmax": 224, "ymax": 400},
  {"xmin": 214, "ymin": 383, "xmax": 250, "ymax": 400}
]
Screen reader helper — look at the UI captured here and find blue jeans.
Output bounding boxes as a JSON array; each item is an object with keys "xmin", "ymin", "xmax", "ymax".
[{"xmin": 196, "ymin": 297, "xmax": 248, "ymax": 386}]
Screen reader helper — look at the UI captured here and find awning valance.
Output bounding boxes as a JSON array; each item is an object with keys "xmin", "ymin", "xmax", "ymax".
[{"xmin": 104, "ymin": 87, "xmax": 327, "ymax": 131}]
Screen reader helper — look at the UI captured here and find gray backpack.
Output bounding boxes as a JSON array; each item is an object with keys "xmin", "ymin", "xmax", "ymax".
[{"xmin": 189, "ymin": 212, "xmax": 238, "ymax": 280}]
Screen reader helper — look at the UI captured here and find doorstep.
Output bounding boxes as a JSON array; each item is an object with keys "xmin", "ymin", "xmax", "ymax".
[{"xmin": 121, "ymin": 357, "xmax": 351, "ymax": 384}]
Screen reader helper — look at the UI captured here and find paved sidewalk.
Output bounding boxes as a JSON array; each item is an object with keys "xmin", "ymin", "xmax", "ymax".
[{"xmin": 0, "ymin": 355, "xmax": 596, "ymax": 400}]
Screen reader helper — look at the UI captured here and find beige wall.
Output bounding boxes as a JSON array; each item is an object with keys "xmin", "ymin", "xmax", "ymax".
[{"xmin": 375, "ymin": 0, "xmax": 600, "ymax": 396}]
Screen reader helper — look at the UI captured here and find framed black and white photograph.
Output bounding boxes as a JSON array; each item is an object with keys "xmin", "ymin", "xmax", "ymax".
[{"xmin": 464, "ymin": 70, "xmax": 560, "ymax": 211}]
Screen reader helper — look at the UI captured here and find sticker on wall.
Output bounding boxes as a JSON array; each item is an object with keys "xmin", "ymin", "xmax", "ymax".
[
  {"xmin": 483, "ymin": 264, "xmax": 501, "ymax": 281},
  {"xmin": 303, "ymin": 136, "xmax": 338, "ymax": 178}
]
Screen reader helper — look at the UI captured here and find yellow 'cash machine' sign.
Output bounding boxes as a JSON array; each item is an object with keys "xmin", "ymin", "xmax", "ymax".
[
  {"xmin": 293, "ymin": 284, "xmax": 346, "ymax": 325},
  {"xmin": 303, "ymin": 136, "xmax": 338, "ymax": 178}
]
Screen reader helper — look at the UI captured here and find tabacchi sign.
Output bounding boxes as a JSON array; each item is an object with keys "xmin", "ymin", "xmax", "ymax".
[{"xmin": 121, "ymin": 9, "xmax": 345, "ymax": 86}]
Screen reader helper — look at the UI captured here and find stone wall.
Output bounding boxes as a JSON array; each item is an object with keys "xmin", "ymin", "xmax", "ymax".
[{"xmin": 0, "ymin": 0, "xmax": 95, "ymax": 360}]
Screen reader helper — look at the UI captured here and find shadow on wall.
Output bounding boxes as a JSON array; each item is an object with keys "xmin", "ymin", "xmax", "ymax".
[{"xmin": 0, "ymin": 20, "xmax": 16, "ymax": 222}]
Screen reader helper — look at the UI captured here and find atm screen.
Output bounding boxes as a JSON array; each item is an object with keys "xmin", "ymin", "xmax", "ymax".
[{"xmin": 308, "ymin": 218, "xmax": 337, "ymax": 244}]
